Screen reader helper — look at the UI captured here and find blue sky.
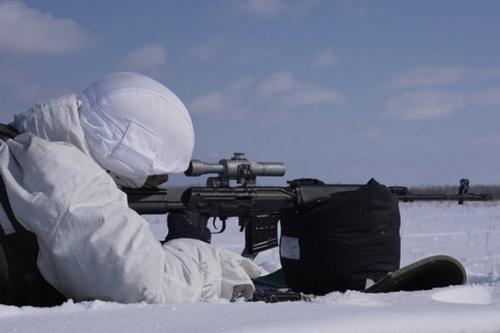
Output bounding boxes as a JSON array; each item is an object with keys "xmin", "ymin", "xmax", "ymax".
[{"xmin": 1, "ymin": 0, "xmax": 499, "ymax": 186}]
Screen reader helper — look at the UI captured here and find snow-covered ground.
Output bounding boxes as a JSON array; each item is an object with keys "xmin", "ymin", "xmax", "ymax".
[{"xmin": 2, "ymin": 202, "xmax": 500, "ymax": 333}]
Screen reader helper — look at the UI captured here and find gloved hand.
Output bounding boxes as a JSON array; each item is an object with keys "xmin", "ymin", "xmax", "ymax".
[
  {"xmin": 163, "ymin": 212, "xmax": 211, "ymax": 244},
  {"xmin": 218, "ymin": 247, "xmax": 262, "ymax": 301},
  {"xmin": 162, "ymin": 239, "xmax": 262, "ymax": 302}
]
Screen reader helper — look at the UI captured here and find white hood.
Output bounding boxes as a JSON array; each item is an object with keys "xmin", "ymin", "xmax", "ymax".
[{"xmin": 79, "ymin": 72, "xmax": 195, "ymax": 188}]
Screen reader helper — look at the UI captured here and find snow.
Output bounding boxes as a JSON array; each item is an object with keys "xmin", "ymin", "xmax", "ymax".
[{"xmin": 2, "ymin": 202, "xmax": 500, "ymax": 333}]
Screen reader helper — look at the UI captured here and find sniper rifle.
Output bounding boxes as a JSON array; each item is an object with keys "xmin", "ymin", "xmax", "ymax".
[{"xmin": 124, "ymin": 153, "xmax": 493, "ymax": 258}]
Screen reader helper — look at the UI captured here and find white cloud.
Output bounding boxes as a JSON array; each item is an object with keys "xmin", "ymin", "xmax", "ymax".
[
  {"xmin": 192, "ymin": 72, "xmax": 343, "ymax": 116},
  {"xmin": 257, "ymin": 72, "xmax": 296, "ymax": 95},
  {"xmin": 240, "ymin": 0, "xmax": 323, "ymax": 18},
  {"xmin": 0, "ymin": 1, "xmax": 87, "ymax": 54},
  {"xmin": 258, "ymin": 71, "xmax": 343, "ymax": 107},
  {"xmin": 190, "ymin": 77, "xmax": 253, "ymax": 115},
  {"xmin": 118, "ymin": 44, "xmax": 167, "ymax": 73},
  {"xmin": 387, "ymin": 65, "xmax": 500, "ymax": 121},
  {"xmin": 191, "ymin": 92, "xmax": 232, "ymax": 115},
  {"xmin": 312, "ymin": 48, "xmax": 338, "ymax": 68},
  {"xmin": 386, "ymin": 87, "xmax": 500, "ymax": 121},
  {"xmin": 386, "ymin": 90, "xmax": 466, "ymax": 120},
  {"xmin": 468, "ymin": 86, "xmax": 500, "ymax": 106},
  {"xmin": 242, "ymin": 0, "xmax": 287, "ymax": 18},
  {"xmin": 392, "ymin": 66, "xmax": 500, "ymax": 88},
  {"xmin": 283, "ymin": 86, "xmax": 343, "ymax": 107},
  {"xmin": 190, "ymin": 36, "xmax": 226, "ymax": 61},
  {"xmin": 335, "ymin": 0, "xmax": 367, "ymax": 15},
  {"xmin": 229, "ymin": 76, "xmax": 255, "ymax": 94},
  {"xmin": 392, "ymin": 66, "xmax": 467, "ymax": 88}
]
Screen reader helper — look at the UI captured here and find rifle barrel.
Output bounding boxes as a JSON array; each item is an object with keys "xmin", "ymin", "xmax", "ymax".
[{"xmin": 396, "ymin": 193, "xmax": 493, "ymax": 202}]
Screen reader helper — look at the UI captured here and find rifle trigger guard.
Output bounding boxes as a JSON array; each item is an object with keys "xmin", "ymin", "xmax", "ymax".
[{"xmin": 211, "ymin": 217, "xmax": 227, "ymax": 234}]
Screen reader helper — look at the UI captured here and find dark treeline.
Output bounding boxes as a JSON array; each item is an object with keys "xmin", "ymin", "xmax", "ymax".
[{"xmin": 408, "ymin": 185, "xmax": 500, "ymax": 200}]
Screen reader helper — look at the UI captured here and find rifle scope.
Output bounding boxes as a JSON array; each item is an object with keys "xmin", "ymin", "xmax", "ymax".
[{"xmin": 185, "ymin": 153, "xmax": 286, "ymax": 178}]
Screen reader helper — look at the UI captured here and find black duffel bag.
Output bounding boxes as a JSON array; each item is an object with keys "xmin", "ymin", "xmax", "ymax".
[{"xmin": 280, "ymin": 178, "xmax": 400, "ymax": 295}]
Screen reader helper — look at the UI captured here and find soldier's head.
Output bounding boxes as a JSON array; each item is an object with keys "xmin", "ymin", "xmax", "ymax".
[{"xmin": 79, "ymin": 72, "xmax": 194, "ymax": 188}]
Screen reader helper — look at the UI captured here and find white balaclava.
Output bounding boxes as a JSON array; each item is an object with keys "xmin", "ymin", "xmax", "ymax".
[{"xmin": 79, "ymin": 72, "xmax": 195, "ymax": 188}]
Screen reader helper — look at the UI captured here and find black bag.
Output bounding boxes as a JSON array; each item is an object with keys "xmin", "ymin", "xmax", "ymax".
[
  {"xmin": 0, "ymin": 124, "xmax": 66, "ymax": 306},
  {"xmin": 0, "ymin": 224, "xmax": 66, "ymax": 306},
  {"xmin": 280, "ymin": 178, "xmax": 400, "ymax": 295}
]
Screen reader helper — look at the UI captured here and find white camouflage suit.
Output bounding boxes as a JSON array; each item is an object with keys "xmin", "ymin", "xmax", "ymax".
[{"xmin": 0, "ymin": 73, "xmax": 261, "ymax": 303}]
